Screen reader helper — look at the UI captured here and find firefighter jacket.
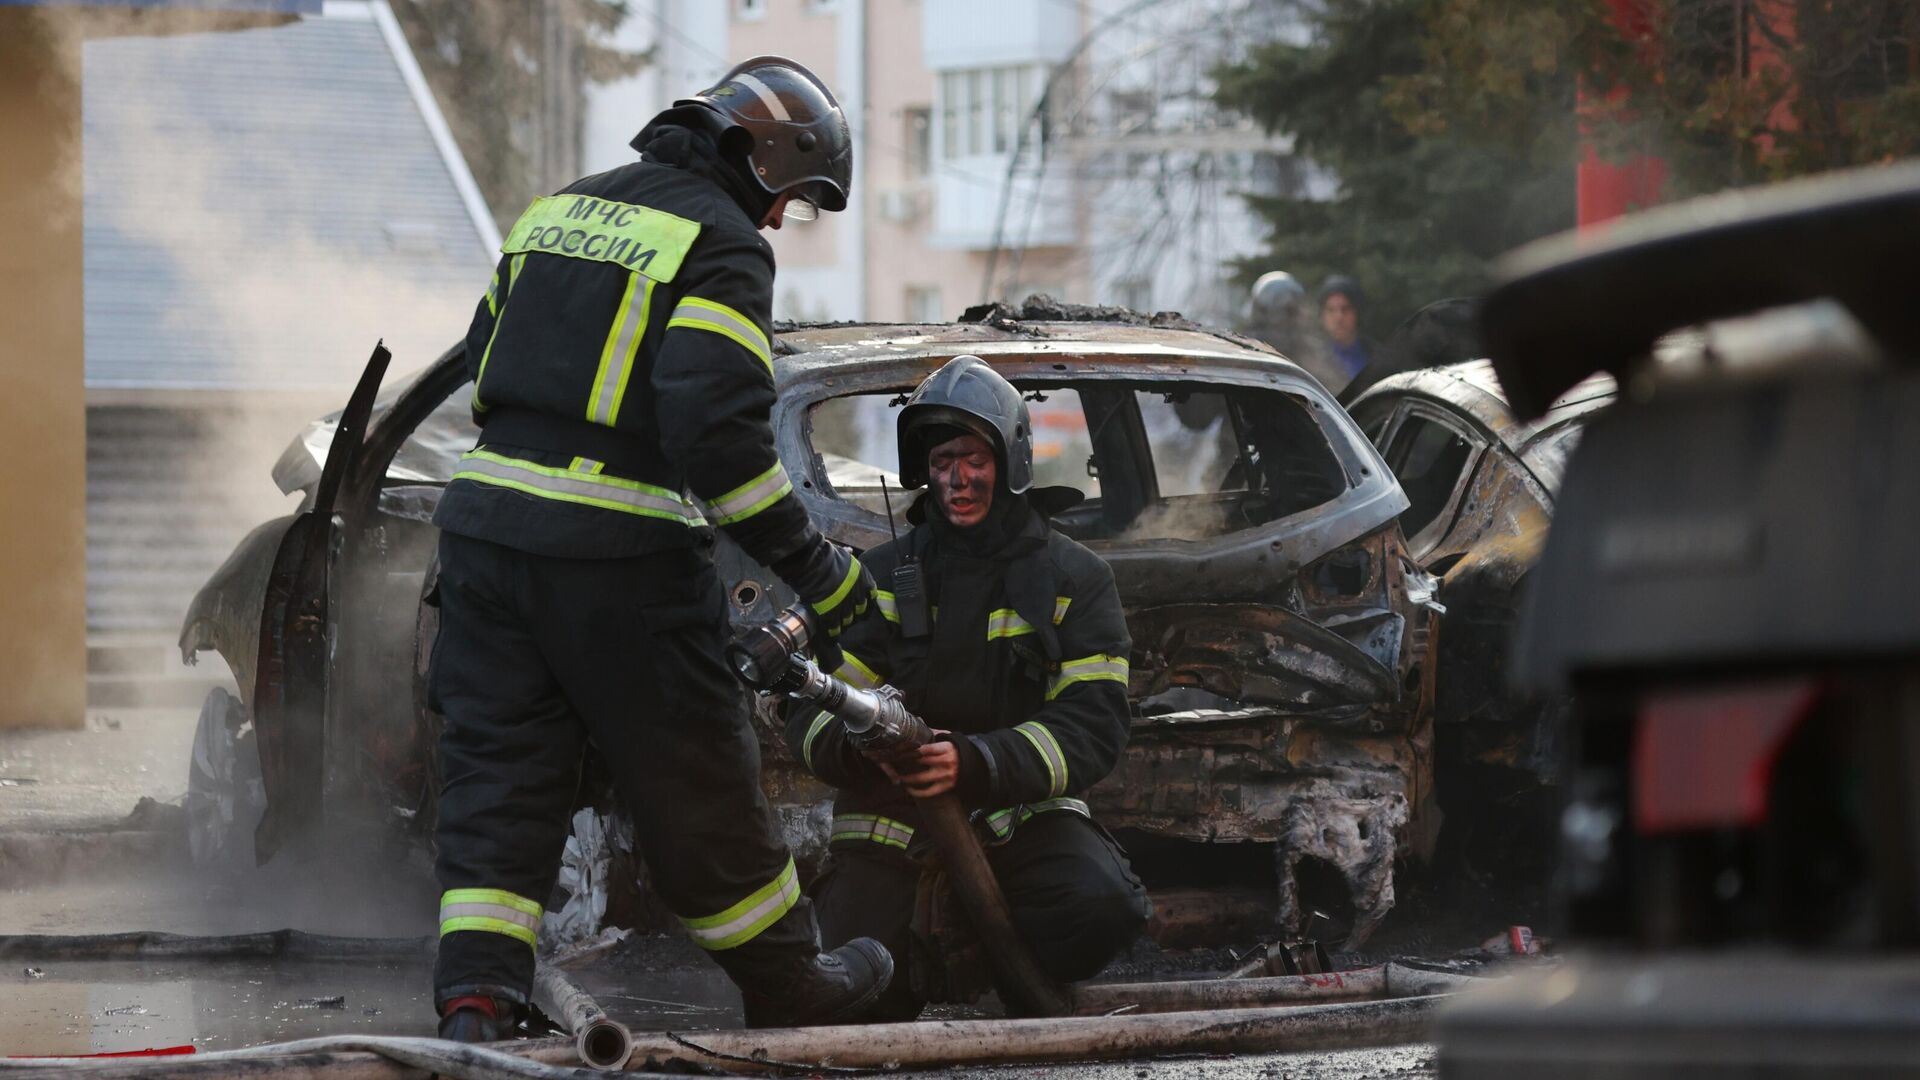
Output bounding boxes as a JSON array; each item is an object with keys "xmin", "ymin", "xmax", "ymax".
[
  {"xmin": 785, "ymin": 494, "xmax": 1133, "ymax": 857},
  {"xmin": 433, "ymin": 118, "xmax": 821, "ymax": 572}
]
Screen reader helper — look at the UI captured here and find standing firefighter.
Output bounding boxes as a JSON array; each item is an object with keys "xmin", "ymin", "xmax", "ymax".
[
  {"xmin": 788, "ymin": 357, "xmax": 1152, "ymax": 1020},
  {"xmin": 428, "ymin": 57, "xmax": 888, "ymax": 1039}
]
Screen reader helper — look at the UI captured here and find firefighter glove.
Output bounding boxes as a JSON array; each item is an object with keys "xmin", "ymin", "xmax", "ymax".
[{"xmin": 777, "ymin": 540, "xmax": 874, "ymax": 638}]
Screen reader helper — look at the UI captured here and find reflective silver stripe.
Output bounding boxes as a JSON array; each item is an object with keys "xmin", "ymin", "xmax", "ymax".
[
  {"xmin": 873, "ymin": 591, "xmax": 899, "ymax": 624},
  {"xmin": 802, "ymin": 711, "xmax": 836, "ymax": 771},
  {"xmin": 454, "ymin": 450, "xmax": 704, "ymax": 525},
  {"xmin": 1053, "ymin": 596, "xmax": 1072, "ymax": 624},
  {"xmin": 834, "ymin": 651, "xmax": 882, "ymax": 690},
  {"xmin": 668, "ymin": 297, "xmax": 771, "ymax": 369},
  {"xmin": 588, "ymin": 273, "xmax": 654, "ymax": 425},
  {"xmin": 1013, "ymin": 720, "xmax": 1069, "ymax": 798},
  {"xmin": 831, "ymin": 813, "xmax": 915, "ymax": 850},
  {"xmin": 982, "ymin": 797, "xmax": 1091, "ymax": 840},
  {"xmin": 438, "ymin": 902, "xmax": 541, "ymax": 932},
  {"xmin": 986, "ymin": 608, "xmax": 1034, "ymax": 640},
  {"xmin": 681, "ymin": 859, "xmax": 800, "ymax": 950},
  {"xmin": 708, "ymin": 462, "xmax": 793, "ymax": 526},
  {"xmin": 1046, "ymin": 654, "xmax": 1130, "ymax": 701},
  {"xmin": 729, "ymin": 70, "xmax": 792, "ymax": 122}
]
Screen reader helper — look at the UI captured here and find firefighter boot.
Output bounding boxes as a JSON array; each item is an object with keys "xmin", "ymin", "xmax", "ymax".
[
  {"xmin": 731, "ymin": 937, "xmax": 896, "ymax": 1028},
  {"xmin": 436, "ymin": 996, "xmax": 504, "ymax": 1043}
]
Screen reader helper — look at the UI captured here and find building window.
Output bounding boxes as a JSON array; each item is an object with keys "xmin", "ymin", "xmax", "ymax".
[
  {"xmin": 736, "ymin": 0, "xmax": 767, "ymax": 19},
  {"xmin": 936, "ymin": 64, "xmax": 1044, "ymax": 159},
  {"xmin": 905, "ymin": 285, "xmax": 944, "ymax": 324},
  {"xmin": 904, "ymin": 106, "xmax": 932, "ymax": 179}
]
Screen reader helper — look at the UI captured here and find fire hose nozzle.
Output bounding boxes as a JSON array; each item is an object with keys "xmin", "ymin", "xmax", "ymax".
[{"xmin": 727, "ymin": 604, "xmax": 816, "ymax": 692}]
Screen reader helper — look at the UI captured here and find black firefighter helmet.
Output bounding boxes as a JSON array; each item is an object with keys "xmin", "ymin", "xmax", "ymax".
[
  {"xmin": 677, "ymin": 56, "xmax": 851, "ymax": 219},
  {"xmin": 897, "ymin": 356, "xmax": 1033, "ymax": 494}
]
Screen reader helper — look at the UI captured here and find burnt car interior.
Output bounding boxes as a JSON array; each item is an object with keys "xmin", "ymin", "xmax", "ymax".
[{"xmin": 809, "ymin": 379, "xmax": 1351, "ymax": 544}]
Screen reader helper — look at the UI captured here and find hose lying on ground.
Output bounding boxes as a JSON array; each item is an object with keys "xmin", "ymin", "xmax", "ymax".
[
  {"xmin": 532, "ymin": 967, "xmax": 634, "ymax": 1072},
  {"xmin": 1071, "ymin": 961, "xmax": 1478, "ymax": 1016},
  {"xmin": 0, "ymin": 930, "xmax": 430, "ymax": 962},
  {"xmin": 0, "ymin": 1035, "xmax": 633, "ymax": 1080},
  {"xmin": 0, "ymin": 989, "xmax": 1471, "ymax": 1079}
]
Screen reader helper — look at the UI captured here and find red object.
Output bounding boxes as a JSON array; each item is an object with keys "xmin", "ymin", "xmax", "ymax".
[
  {"xmin": 442, "ymin": 994, "xmax": 499, "ymax": 1020},
  {"xmin": 11, "ymin": 1046, "xmax": 197, "ymax": 1059},
  {"xmin": 1577, "ymin": 146, "xmax": 1669, "ymax": 229},
  {"xmin": 1508, "ymin": 925, "xmax": 1535, "ymax": 954},
  {"xmin": 1633, "ymin": 680, "xmax": 1821, "ymax": 832},
  {"xmin": 1577, "ymin": 0, "xmax": 1665, "ymax": 228}
]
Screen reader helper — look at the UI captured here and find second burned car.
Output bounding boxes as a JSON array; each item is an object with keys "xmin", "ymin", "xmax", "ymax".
[{"xmin": 181, "ymin": 300, "xmax": 1442, "ymax": 947}]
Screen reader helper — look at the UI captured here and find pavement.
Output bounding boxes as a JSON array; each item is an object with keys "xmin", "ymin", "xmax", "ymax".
[{"xmin": 0, "ymin": 707, "xmax": 198, "ymax": 834}]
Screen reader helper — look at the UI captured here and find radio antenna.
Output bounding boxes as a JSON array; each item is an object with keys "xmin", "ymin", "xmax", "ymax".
[{"xmin": 880, "ymin": 475, "xmax": 902, "ymax": 545}]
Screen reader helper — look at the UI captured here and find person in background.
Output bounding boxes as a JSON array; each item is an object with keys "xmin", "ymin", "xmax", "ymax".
[
  {"xmin": 1318, "ymin": 275, "xmax": 1376, "ymax": 384},
  {"xmin": 1247, "ymin": 270, "xmax": 1345, "ymax": 390}
]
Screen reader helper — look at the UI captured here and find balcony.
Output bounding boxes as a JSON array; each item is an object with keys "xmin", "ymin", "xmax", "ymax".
[{"xmin": 922, "ymin": 0, "xmax": 1078, "ymax": 71}]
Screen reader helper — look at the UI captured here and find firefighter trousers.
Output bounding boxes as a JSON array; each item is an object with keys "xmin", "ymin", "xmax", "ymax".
[
  {"xmin": 428, "ymin": 531, "xmax": 817, "ymax": 1010},
  {"xmin": 813, "ymin": 810, "xmax": 1150, "ymax": 1021}
]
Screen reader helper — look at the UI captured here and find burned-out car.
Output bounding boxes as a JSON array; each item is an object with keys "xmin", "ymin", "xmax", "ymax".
[
  {"xmin": 181, "ymin": 302, "xmax": 1440, "ymax": 946},
  {"xmin": 1347, "ymin": 360, "xmax": 1613, "ymax": 873}
]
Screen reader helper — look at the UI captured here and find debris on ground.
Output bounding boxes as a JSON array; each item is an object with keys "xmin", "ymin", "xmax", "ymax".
[
  {"xmin": 294, "ymin": 995, "xmax": 346, "ymax": 1009},
  {"xmin": 1474, "ymin": 926, "xmax": 1545, "ymax": 957},
  {"xmin": 22, "ymin": 966, "xmax": 45, "ymax": 978}
]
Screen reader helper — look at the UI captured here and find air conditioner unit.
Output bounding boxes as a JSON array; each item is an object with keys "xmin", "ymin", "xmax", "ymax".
[{"xmin": 878, "ymin": 188, "xmax": 925, "ymax": 224}]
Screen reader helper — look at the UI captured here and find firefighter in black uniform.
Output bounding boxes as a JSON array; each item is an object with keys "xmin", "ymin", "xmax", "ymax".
[
  {"xmin": 427, "ymin": 57, "xmax": 891, "ymax": 1039},
  {"xmin": 786, "ymin": 357, "xmax": 1152, "ymax": 1020}
]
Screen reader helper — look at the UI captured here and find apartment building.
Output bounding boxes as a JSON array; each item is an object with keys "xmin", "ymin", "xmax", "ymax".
[{"xmin": 584, "ymin": 0, "xmax": 1292, "ymax": 325}]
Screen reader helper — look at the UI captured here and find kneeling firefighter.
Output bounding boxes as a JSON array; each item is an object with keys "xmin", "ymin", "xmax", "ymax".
[
  {"xmin": 787, "ymin": 357, "xmax": 1152, "ymax": 1020},
  {"xmin": 428, "ymin": 57, "xmax": 890, "ymax": 1038}
]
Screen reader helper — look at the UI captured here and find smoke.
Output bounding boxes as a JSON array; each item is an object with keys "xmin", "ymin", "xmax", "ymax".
[
  {"xmin": 5, "ymin": 11, "xmax": 487, "ymax": 932},
  {"xmin": 77, "ymin": 16, "xmax": 487, "ymax": 657}
]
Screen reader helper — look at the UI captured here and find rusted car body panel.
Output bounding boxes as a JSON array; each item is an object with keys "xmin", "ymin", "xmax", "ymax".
[
  {"xmin": 1348, "ymin": 360, "xmax": 1612, "ymax": 872},
  {"xmin": 182, "ymin": 311, "xmax": 1440, "ymax": 944}
]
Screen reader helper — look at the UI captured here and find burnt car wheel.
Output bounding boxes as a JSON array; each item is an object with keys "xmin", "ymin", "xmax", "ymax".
[{"xmin": 186, "ymin": 687, "xmax": 266, "ymax": 869}]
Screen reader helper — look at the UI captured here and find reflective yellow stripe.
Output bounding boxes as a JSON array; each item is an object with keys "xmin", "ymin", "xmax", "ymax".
[
  {"xmin": 485, "ymin": 270, "xmax": 499, "ymax": 316},
  {"xmin": 587, "ymin": 272, "xmax": 654, "ymax": 426},
  {"xmin": 453, "ymin": 449, "xmax": 705, "ymax": 524},
  {"xmin": 832, "ymin": 813, "xmax": 915, "ymax": 850},
  {"xmin": 568, "ymin": 456, "xmax": 605, "ymax": 474},
  {"xmin": 1046, "ymin": 653, "xmax": 1130, "ymax": 701},
  {"xmin": 441, "ymin": 887, "xmax": 543, "ymax": 916},
  {"xmin": 668, "ymin": 296, "xmax": 772, "ymax": 373},
  {"xmin": 813, "ymin": 557, "xmax": 863, "ymax": 619},
  {"xmin": 802, "ymin": 710, "xmax": 836, "ymax": 772},
  {"xmin": 502, "ymin": 194, "xmax": 700, "ymax": 282},
  {"xmin": 986, "ymin": 597, "xmax": 1072, "ymax": 639},
  {"xmin": 873, "ymin": 590, "xmax": 899, "ymax": 624},
  {"xmin": 708, "ymin": 462, "xmax": 793, "ymax": 526},
  {"xmin": 438, "ymin": 888, "xmax": 543, "ymax": 948},
  {"xmin": 680, "ymin": 858, "xmax": 800, "ymax": 950},
  {"xmin": 986, "ymin": 608, "xmax": 1034, "ymax": 640},
  {"xmin": 834, "ymin": 651, "xmax": 882, "ymax": 690},
  {"xmin": 982, "ymin": 797, "xmax": 1091, "ymax": 840},
  {"xmin": 1014, "ymin": 720, "xmax": 1069, "ymax": 798},
  {"xmin": 472, "ymin": 255, "xmax": 529, "ymax": 415}
]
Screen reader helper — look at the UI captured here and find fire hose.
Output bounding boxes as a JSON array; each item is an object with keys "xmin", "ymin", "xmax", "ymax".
[
  {"xmin": 728, "ymin": 607, "xmax": 1075, "ymax": 1017},
  {"xmin": 532, "ymin": 966, "xmax": 634, "ymax": 1072}
]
